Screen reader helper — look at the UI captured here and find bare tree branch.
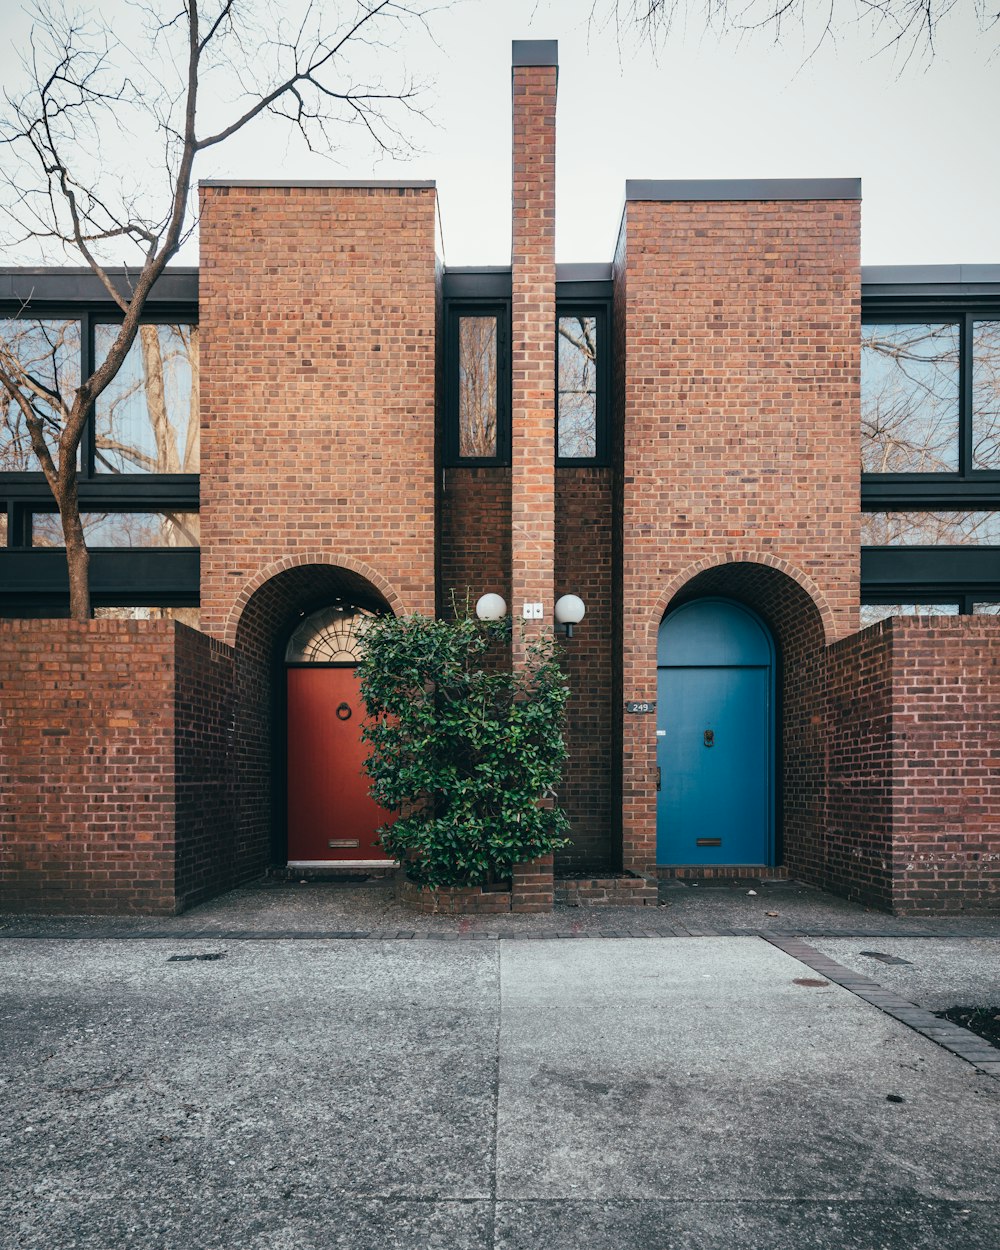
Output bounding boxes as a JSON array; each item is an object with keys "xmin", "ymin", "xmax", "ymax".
[{"xmin": 0, "ymin": 0, "xmax": 441, "ymax": 617}]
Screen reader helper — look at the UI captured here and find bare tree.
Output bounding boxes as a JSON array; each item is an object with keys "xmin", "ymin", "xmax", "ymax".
[
  {"xmin": 601, "ymin": 1, "xmax": 999, "ymax": 63},
  {"xmin": 0, "ymin": 0, "xmax": 438, "ymax": 619}
]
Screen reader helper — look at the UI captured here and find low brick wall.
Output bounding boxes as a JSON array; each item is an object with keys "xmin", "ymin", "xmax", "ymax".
[
  {"xmin": 399, "ymin": 879, "xmax": 513, "ymax": 915},
  {"xmin": 399, "ymin": 854, "xmax": 556, "ymax": 915},
  {"xmin": 890, "ymin": 618, "xmax": 1000, "ymax": 914},
  {"xmin": 555, "ymin": 874, "xmax": 657, "ymax": 906},
  {"xmin": 825, "ymin": 616, "xmax": 1000, "ymax": 914},
  {"xmin": 0, "ymin": 619, "xmax": 236, "ymax": 915}
]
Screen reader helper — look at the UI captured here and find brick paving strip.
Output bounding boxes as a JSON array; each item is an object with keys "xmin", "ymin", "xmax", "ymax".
[{"xmin": 763, "ymin": 934, "xmax": 1000, "ymax": 1081}]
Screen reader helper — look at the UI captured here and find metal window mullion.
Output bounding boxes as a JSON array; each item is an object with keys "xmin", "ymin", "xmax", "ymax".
[
  {"xmin": 80, "ymin": 310, "xmax": 94, "ymax": 478},
  {"xmin": 960, "ymin": 312, "xmax": 973, "ymax": 477}
]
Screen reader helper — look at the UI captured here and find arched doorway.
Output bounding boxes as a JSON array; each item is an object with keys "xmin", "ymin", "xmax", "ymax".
[
  {"xmin": 284, "ymin": 603, "xmax": 395, "ymax": 866},
  {"xmin": 656, "ymin": 598, "xmax": 775, "ymax": 866}
]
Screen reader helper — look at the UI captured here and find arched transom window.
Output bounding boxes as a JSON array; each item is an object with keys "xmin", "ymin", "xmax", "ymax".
[{"xmin": 284, "ymin": 604, "xmax": 378, "ymax": 664}]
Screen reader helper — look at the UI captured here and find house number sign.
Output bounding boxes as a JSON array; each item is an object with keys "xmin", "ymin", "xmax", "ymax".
[{"xmin": 625, "ymin": 701, "xmax": 656, "ymax": 714}]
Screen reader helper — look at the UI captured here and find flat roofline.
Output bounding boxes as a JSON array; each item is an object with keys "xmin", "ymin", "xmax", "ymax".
[
  {"xmin": 625, "ymin": 178, "xmax": 862, "ymax": 202},
  {"xmin": 0, "ymin": 266, "xmax": 198, "ymax": 303},
  {"xmin": 199, "ymin": 179, "xmax": 435, "ymax": 189},
  {"xmin": 512, "ymin": 39, "xmax": 558, "ymax": 67},
  {"xmin": 862, "ymin": 264, "xmax": 1000, "ymax": 284}
]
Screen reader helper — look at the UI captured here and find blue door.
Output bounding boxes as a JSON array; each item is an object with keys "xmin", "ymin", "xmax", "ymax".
[{"xmin": 656, "ymin": 599, "xmax": 774, "ymax": 866}]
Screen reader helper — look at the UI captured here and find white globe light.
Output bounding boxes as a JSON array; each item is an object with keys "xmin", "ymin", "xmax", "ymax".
[
  {"xmin": 475, "ymin": 593, "xmax": 508, "ymax": 621},
  {"xmin": 554, "ymin": 594, "xmax": 586, "ymax": 626}
]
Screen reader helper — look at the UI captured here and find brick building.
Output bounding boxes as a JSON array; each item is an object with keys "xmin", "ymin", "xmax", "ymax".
[{"xmin": 2, "ymin": 41, "xmax": 999, "ymax": 915}]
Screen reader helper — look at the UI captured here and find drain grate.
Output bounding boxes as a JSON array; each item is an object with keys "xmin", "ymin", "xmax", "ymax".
[{"xmin": 859, "ymin": 951, "xmax": 913, "ymax": 966}]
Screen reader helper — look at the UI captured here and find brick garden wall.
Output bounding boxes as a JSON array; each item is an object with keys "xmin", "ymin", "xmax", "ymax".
[
  {"xmin": 616, "ymin": 194, "xmax": 861, "ymax": 876},
  {"xmin": 819, "ymin": 620, "xmax": 897, "ymax": 910},
  {"xmin": 0, "ymin": 620, "xmax": 236, "ymax": 915},
  {"xmin": 173, "ymin": 625, "xmax": 239, "ymax": 910},
  {"xmin": 890, "ymin": 617, "xmax": 1000, "ymax": 913},
  {"xmin": 822, "ymin": 615, "xmax": 1000, "ymax": 914}
]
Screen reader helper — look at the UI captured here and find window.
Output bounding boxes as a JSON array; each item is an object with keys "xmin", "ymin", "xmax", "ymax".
[
  {"xmin": 445, "ymin": 303, "xmax": 509, "ymax": 465},
  {"xmin": 860, "ymin": 603, "xmax": 959, "ymax": 627},
  {"xmin": 0, "ymin": 319, "xmax": 81, "ymax": 470},
  {"xmin": 972, "ymin": 321, "xmax": 1000, "ymax": 469},
  {"xmin": 30, "ymin": 511, "xmax": 200, "ymax": 548},
  {"xmin": 94, "ymin": 606, "xmax": 200, "ymax": 628},
  {"xmin": 862, "ymin": 316, "xmax": 1000, "ymax": 477},
  {"xmin": 94, "ymin": 323, "xmax": 199, "ymax": 473},
  {"xmin": 860, "ymin": 298, "xmax": 1000, "ymax": 617},
  {"xmin": 556, "ymin": 304, "xmax": 608, "ymax": 465},
  {"xmin": 861, "ymin": 511, "xmax": 1000, "ymax": 545}
]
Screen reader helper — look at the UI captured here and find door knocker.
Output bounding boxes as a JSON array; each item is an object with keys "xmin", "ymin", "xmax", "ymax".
[{"xmin": 336, "ymin": 702, "xmax": 352, "ymax": 721}]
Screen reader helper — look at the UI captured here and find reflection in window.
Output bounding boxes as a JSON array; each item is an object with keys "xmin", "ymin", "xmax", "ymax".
[
  {"xmin": 973, "ymin": 321, "xmax": 1000, "ymax": 470},
  {"xmin": 860, "ymin": 603, "xmax": 959, "ymax": 627},
  {"xmin": 558, "ymin": 315, "xmax": 597, "ymax": 459},
  {"xmin": 458, "ymin": 316, "xmax": 498, "ymax": 458},
  {"xmin": 861, "ymin": 323, "xmax": 959, "ymax": 472},
  {"xmin": 0, "ymin": 319, "xmax": 81, "ymax": 470},
  {"xmin": 94, "ymin": 324, "xmax": 199, "ymax": 474},
  {"xmin": 285, "ymin": 604, "xmax": 377, "ymax": 663},
  {"xmin": 94, "ymin": 606, "xmax": 200, "ymax": 628},
  {"xmin": 861, "ymin": 511, "xmax": 1000, "ymax": 545},
  {"xmin": 973, "ymin": 602, "xmax": 1000, "ymax": 615},
  {"xmin": 31, "ymin": 511, "xmax": 200, "ymax": 547}
]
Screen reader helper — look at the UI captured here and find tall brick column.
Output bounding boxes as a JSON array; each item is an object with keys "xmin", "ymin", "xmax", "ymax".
[
  {"xmin": 509, "ymin": 41, "xmax": 557, "ymax": 911},
  {"xmin": 510, "ymin": 40, "xmax": 557, "ymax": 667}
]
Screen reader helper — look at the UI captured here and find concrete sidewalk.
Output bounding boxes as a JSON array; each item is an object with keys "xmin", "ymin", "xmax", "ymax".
[{"xmin": 2, "ymin": 880, "xmax": 999, "ymax": 1250}]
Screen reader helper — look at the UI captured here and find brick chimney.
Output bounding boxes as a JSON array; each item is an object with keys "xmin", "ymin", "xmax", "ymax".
[{"xmin": 510, "ymin": 39, "xmax": 557, "ymax": 664}]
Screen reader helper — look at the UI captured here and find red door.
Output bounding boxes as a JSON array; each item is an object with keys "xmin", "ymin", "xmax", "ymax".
[{"xmin": 286, "ymin": 666, "xmax": 394, "ymax": 862}]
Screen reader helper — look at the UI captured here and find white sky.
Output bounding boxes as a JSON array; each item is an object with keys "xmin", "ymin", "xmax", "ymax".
[{"xmin": 3, "ymin": 1, "xmax": 999, "ymax": 269}]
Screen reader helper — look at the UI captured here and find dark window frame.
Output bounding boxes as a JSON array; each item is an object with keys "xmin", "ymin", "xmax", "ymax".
[
  {"xmin": 861, "ymin": 303, "xmax": 1000, "ymax": 496},
  {"xmin": 443, "ymin": 299, "xmax": 511, "ymax": 467},
  {"xmin": 1, "ymin": 300, "xmax": 200, "ymax": 554},
  {"xmin": 860, "ymin": 291, "xmax": 1000, "ymax": 612},
  {"xmin": 555, "ymin": 300, "xmax": 610, "ymax": 467}
]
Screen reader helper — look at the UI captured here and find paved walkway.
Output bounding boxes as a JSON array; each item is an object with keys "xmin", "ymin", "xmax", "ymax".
[{"xmin": 2, "ymin": 880, "xmax": 998, "ymax": 1249}]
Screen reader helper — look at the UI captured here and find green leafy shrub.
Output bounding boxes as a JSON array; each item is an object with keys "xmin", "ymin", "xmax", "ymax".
[{"xmin": 357, "ymin": 613, "xmax": 570, "ymax": 888}]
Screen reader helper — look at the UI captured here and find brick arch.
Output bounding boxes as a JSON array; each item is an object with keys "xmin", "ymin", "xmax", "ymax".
[
  {"xmin": 647, "ymin": 552, "xmax": 836, "ymax": 650},
  {"xmin": 224, "ymin": 553, "xmax": 408, "ymax": 650}
]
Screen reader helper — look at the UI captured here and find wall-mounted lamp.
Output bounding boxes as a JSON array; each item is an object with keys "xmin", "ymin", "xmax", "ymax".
[
  {"xmin": 475, "ymin": 593, "xmax": 508, "ymax": 621},
  {"xmin": 554, "ymin": 594, "xmax": 586, "ymax": 639}
]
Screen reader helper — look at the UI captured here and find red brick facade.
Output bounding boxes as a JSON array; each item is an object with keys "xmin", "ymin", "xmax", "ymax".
[
  {"xmin": 198, "ymin": 182, "xmax": 438, "ymax": 644},
  {"xmin": 0, "ymin": 620, "xmax": 236, "ymax": 914},
  {"xmin": 2, "ymin": 42, "xmax": 997, "ymax": 918},
  {"xmin": 615, "ymin": 195, "xmax": 861, "ymax": 879}
]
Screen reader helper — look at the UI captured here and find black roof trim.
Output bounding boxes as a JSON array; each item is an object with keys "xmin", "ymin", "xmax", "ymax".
[
  {"xmin": 512, "ymin": 39, "xmax": 558, "ymax": 67},
  {"xmin": 625, "ymin": 178, "xmax": 862, "ymax": 202},
  {"xmin": 556, "ymin": 263, "xmax": 612, "ymax": 282},
  {"xmin": 199, "ymin": 179, "xmax": 435, "ymax": 189},
  {"xmin": 0, "ymin": 267, "xmax": 198, "ymax": 305},
  {"xmin": 862, "ymin": 264, "xmax": 1000, "ymax": 298}
]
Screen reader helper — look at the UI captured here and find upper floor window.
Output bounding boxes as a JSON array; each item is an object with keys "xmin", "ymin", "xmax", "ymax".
[
  {"xmin": 1, "ymin": 319, "xmax": 81, "ymax": 470},
  {"xmin": 445, "ymin": 303, "xmax": 509, "ymax": 465},
  {"xmin": 862, "ymin": 318, "xmax": 1000, "ymax": 475},
  {"xmin": 94, "ymin": 323, "xmax": 199, "ymax": 474},
  {"xmin": 0, "ymin": 316, "xmax": 198, "ymax": 476},
  {"xmin": 555, "ymin": 310, "xmax": 602, "ymax": 462}
]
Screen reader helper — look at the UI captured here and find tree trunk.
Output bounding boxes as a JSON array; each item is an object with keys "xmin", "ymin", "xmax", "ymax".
[{"xmin": 59, "ymin": 479, "xmax": 91, "ymax": 621}]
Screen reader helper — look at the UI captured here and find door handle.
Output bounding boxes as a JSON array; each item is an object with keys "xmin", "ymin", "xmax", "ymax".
[
  {"xmin": 704, "ymin": 729, "xmax": 714, "ymax": 748},
  {"xmin": 656, "ymin": 766, "xmax": 661, "ymax": 792}
]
